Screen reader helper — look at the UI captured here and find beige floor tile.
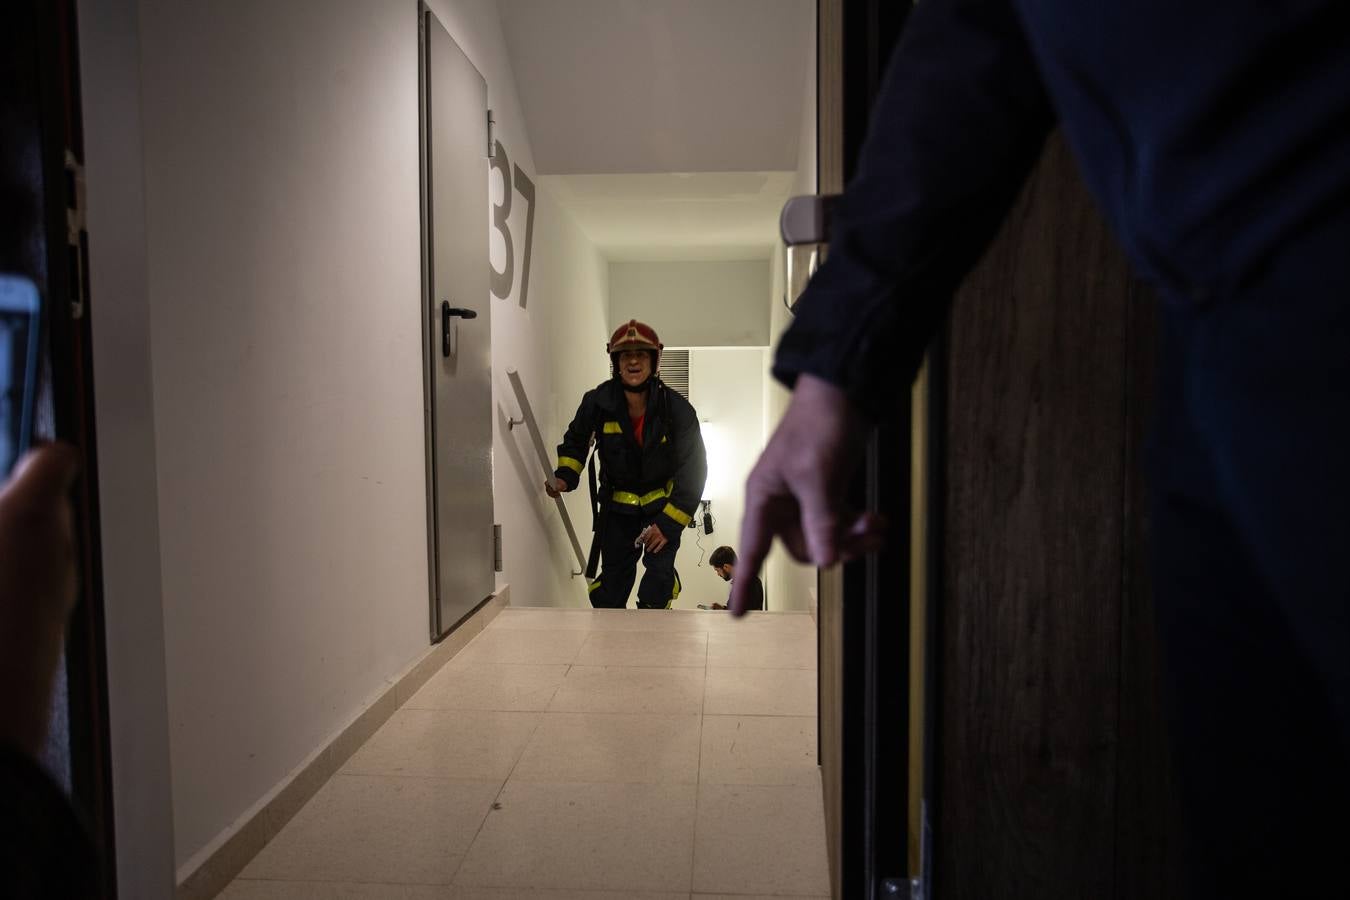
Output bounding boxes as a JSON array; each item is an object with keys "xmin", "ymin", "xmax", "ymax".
[
  {"xmin": 575, "ymin": 630, "xmax": 708, "ymax": 667},
  {"xmin": 585, "ymin": 608, "xmax": 708, "ymax": 631},
  {"xmin": 341, "ymin": 709, "xmax": 539, "ymax": 780},
  {"xmin": 706, "ymin": 631, "xmax": 817, "ymax": 669},
  {"xmin": 512, "ymin": 712, "xmax": 701, "ymax": 784},
  {"xmin": 221, "ymin": 881, "xmax": 455, "ymax": 899},
  {"xmin": 454, "ymin": 781, "xmax": 696, "ymax": 892},
  {"xmin": 699, "ymin": 716, "xmax": 819, "ymax": 786},
  {"xmin": 694, "ymin": 895, "xmax": 828, "ymax": 900},
  {"xmin": 455, "ymin": 629, "xmax": 590, "ymax": 665},
  {"xmin": 549, "ymin": 665, "xmax": 706, "ymax": 715},
  {"xmin": 703, "ymin": 667, "xmax": 817, "ymax": 717},
  {"xmin": 241, "ymin": 775, "xmax": 499, "ymax": 884},
  {"xmin": 767, "ymin": 611, "xmax": 818, "ymax": 630},
  {"xmin": 404, "ymin": 662, "xmax": 569, "ymax": 712},
  {"xmin": 692, "ymin": 783, "xmax": 830, "ymax": 896},
  {"xmin": 451, "ymin": 889, "xmax": 687, "ymax": 899},
  {"xmin": 701, "ymin": 610, "xmax": 816, "ymax": 633},
  {"xmin": 487, "ymin": 609, "xmax": 598, "ymax": 631}
]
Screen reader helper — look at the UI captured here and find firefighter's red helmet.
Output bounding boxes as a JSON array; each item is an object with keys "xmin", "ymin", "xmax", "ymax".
[{"xmin": 606, "ymin": 319, "xmax": 663, "ymax": 359}]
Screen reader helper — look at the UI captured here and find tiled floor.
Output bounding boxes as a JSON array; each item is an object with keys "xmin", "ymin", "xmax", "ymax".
[{"xmin": 222, "ymin": 608, "xmax": 830, "ymax": 900}]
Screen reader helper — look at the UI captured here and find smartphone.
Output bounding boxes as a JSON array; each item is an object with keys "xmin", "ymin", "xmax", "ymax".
[{"xmin": 0, "ymin": 274, "xmax": 42, "ymax": 477}]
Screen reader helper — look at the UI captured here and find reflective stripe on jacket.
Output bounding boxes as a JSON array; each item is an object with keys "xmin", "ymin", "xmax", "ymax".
[{"xmin": 554, "ymin": 378, "xmax": 707, "ymax": 538}]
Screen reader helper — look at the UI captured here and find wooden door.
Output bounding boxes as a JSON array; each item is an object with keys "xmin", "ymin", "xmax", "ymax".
[{"xmin": 935, "ymin": 133, "xmax": 1184, "ymax": 899}]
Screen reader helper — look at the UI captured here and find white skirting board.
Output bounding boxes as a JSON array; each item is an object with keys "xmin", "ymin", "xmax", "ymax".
[{"xmin": 176, "ymin": 586, "xmax": 509, "ymax": 900}]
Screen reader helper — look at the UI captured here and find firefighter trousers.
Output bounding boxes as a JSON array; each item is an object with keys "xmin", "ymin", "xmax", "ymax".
[{"xmin": 588, "ymin": 512, "xmax": 682, "ymax": 609}]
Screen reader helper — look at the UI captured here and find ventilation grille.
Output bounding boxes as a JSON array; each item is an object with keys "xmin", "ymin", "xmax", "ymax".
[{"xmin": 661, "ymin": 348, "xmax": 691, "ymax": 399}]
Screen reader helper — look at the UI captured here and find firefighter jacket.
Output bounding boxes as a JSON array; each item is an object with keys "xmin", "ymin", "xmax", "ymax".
[{"xmin": 554, "ymin": 378, "xmax": 708, "ymax": 541}]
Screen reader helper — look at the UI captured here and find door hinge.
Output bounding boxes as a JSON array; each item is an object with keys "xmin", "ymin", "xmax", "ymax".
[
  {"xmin": 493, "ymin": 523, "xmax": 503, "ymax": 572},
  {"xmin": 486, "ymin": 109, "xmax": 496, "ymax": 158},
  {"xmin": 64, "ymin": 149, "xmax": 88, "ymax": 320}
]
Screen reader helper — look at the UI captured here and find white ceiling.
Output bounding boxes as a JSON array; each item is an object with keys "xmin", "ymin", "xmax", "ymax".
[
  {"xmin": 498, "ymin": 0, "xmax": 813, "ymax": 176},
  {"xmin": 539, "ymin": 171, "xmax": 794, "ymax": 260}
]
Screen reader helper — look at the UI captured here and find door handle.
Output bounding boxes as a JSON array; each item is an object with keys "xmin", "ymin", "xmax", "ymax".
[{"xmin": 441, "ymin": 301, "xmax": 477, "ymax": 357}]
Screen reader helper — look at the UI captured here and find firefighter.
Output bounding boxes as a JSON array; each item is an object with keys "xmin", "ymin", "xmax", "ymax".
[{"xmin": 545, "ymin": 320, "xmax": 707, "ymax": 609}]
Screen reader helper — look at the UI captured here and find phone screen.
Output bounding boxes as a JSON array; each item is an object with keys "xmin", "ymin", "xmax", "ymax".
[{"xmin": 0, "ymin": 274, "xmax": 41, "ymax": 477}]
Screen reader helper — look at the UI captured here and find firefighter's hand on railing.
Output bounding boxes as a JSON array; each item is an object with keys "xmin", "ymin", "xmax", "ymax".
[
  {"xmin": 544, "ymin": 477, "xmax": 569, "ymax": 499},
  {"xmin": 731, "ymin": 373, "xmax": 886, "ymax": 617},
  {"xmin": 635, "ymin": 524, "xmax": 668, "ymax": 555}
]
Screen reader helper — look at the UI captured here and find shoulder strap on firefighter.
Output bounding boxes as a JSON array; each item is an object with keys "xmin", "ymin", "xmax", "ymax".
[{"xmin": 585, "ymin": 445, "xmax": 603, "ymax": 580}]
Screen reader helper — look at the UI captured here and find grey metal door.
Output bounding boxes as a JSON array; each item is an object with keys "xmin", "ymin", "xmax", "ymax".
[{"xmin": 420, "ymin": 5, "xmax": 494, "ymax": 640}]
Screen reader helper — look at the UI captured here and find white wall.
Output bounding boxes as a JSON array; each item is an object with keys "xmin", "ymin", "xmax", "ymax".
[
  {"xmin": 132, "ymin": 0, "xmax": 608, "ymax": 872},
  {"xmin": 138, "ymin": 0, "xmax": 432, "ymax": 870},
  {"xmin": 422, "ymin": 0, "xmax": 613, "ymax": 611},
  {"xmin": 763, "ymin": 4, "xmax": 818, "ymax": 613},
  {"xmin": 610, "ymin": 260, "xmax": 770, "ymax": 347},
  {"xmin": 494, "ymin": 190, "xmax": 610, "ymax": 608},
  {"xmin": 674, "ymin": 348, "xmax": 765, "ymax": 608},
  {"xmin": 78, "ymin": 0, "xmax": 177, "ymax": 893}
]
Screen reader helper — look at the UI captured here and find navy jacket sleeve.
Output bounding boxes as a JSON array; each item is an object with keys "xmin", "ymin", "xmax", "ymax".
[
  {"xmin": 658, "ymin": 394, "xmax": 708, "ymax": 540},
  {"xmin": 774, "ymin": 0, "xmax": 1055, "ymax": 419},
  {"xmin": 554, "ymin": 392, "xmax": 596, "ymax": 491}
]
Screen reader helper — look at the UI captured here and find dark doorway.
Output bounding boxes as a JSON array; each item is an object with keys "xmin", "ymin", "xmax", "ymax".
[
  {"xmin": 1, "ymin": 0, "xmax": 116, "ymax": 895},
  {"xmin": 821, "ymin": 2, "xmax": 1185, "ymax": 898}
]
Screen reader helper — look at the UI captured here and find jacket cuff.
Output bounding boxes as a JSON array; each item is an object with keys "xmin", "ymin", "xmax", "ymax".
[
  {"xmin": 658, "ymin": 502, "xmax": 693, "ymax": 539},
  {"xmin": 773, "ymin": 194, "xmax": 950, "ymax": 421},
  {"xmin": 774, "ymin": 276, "xmax": 931, "ymax": 422},
  {"xmin": 554, "ymin": 459, "xmax": 582, "ymax": 491}
]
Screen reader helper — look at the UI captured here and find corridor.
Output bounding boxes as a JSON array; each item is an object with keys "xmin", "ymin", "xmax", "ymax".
[
  {"xmin": 220, "ymin": 606, "xmax": 829, "ymax": 899},
  {"xmin": 61, "ymin": 1, "xmax": 826, "ymax": 894}
]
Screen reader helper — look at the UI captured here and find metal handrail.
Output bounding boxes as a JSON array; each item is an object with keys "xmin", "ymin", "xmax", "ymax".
[{"xmin": 505, "ymin": 368, "xmax": 588, "ymax": 578}]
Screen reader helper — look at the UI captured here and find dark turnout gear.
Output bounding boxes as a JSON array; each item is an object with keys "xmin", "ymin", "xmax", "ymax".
[
  {"xmin": 555, "ymin": 377, "xmax": 706, "ymax": 607},
  {"xmin": 589, "ymin": 513, "xmax": 684, "ymax": 609},
  {"xmin": 556, "ymin": 378, "xmax": 706, "ymax": 540}
]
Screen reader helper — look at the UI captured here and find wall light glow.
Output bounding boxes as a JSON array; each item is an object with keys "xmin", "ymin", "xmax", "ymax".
[{"xmin": 700, "ymin": 419, "xmax": 726, "ymax": 501}]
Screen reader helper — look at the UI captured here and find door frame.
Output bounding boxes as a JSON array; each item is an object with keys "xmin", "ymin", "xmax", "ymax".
[
  {"xmin": 818, "ymin": 2, "xmax": 928, "ymax": 897},
  {"xmin": 2, "ymin": 0, "xmax": 117, "ymax": 893},
  {"xmin": 417, "ymin": 0, "xmax": 439, "ymax": 642}
]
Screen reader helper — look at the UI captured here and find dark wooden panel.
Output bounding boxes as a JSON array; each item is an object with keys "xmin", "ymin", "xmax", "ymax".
[
  {"xmin": 1112, "ymin": 283, "xmax": 1187, "ymax": 899},
  {"xmin": 938, "ymin": 134, "xmax": 1131, "ymax": 899}
]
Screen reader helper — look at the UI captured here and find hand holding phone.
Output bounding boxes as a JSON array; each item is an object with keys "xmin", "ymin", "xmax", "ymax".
[{"xmin": 0, "ymin": 442, "xmax": 80, "ymax": 758}]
